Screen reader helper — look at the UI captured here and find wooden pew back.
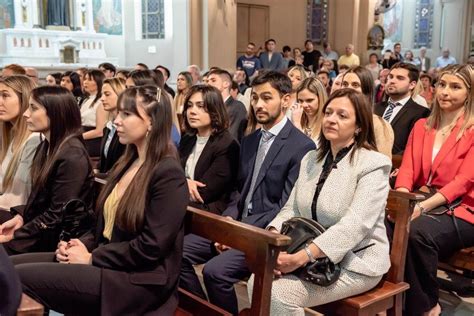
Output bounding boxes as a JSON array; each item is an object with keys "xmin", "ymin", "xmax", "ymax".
[{"xmin": 182, "ymin": 207, "xmax": 292, "ymax": 316}]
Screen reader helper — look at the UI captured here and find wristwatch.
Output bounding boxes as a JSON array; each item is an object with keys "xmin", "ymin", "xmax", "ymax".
[{"xmin": 304, "ymin": 244, "xmax": 316, "ymax": 263}]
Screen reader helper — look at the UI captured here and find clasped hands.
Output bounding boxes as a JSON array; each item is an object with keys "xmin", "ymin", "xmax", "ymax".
[
  {"xmin": 0, "ymin": 215, "xmax": 24, "ymax": 243},
  {"xmin": 55, "ymin": 239, "xmax": 92, "ymax": 265}
]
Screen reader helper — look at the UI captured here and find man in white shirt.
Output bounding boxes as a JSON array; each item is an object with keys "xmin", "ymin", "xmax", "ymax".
[{"xmin": 374, "ymin": 62, "xmax": 431, "ymax": 154}]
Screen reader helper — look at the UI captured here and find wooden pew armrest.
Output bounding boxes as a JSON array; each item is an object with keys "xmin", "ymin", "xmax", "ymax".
[
  {"xmin": 186, "ymin": 206, "xmax": 291, "ymax": 249},
  {"xmin": 17, "ymin": 293, "xmax": 44, "ymax": 315}
]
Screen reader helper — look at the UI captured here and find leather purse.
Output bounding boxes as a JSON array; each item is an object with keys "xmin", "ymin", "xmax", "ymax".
[
  {"xmin": 59, "ymin": 199, "xmax": 94, "ymax": 242},
  {"xmin": 280, "ymin": 217, "xmax": 341, "ymax": 286}
]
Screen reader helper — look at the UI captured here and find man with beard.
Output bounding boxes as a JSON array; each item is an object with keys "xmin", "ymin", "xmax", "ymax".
[
  {"xmin": 374, "ymin": 62, "xmax": 430, "ymax": 154},
  {"xmin": 236, "ymin": 42, "xmax": 262, "ymax": 79},
  {"xmin": 180, "ymin": 71, "xmax": 315, "ymax": 315}
]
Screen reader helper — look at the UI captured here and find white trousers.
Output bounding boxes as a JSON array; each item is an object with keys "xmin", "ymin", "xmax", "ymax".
[{"xmin": 247, "ymin": 269, "xmax": 381, "ymax": 316}]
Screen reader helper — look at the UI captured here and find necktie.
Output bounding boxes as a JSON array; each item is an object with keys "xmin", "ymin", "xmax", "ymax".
[
  {"xmin": 383, "ymin": 101, "xmax": 400, "ymax": 122},
  {"xmin": 243, "ymin": 130, "xmax": 275, "ymax": 216}
]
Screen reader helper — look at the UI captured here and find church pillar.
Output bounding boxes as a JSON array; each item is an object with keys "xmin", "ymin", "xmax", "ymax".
[
  {"xmin": 86, "ymin": 0, "xmax": 95, "ymax": 32},
  {"xmin": 30, "ymin": 0, "xmax": 41, "ymax": 27},
  {"xmin": 189, "ymin": 0, "xmax": 204, "ymax": 68}
]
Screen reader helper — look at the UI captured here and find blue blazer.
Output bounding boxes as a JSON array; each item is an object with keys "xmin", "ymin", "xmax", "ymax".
[
  {"xmin": 259, "ymin": 52, "xmax": 286, "ymax": 71},
  {"xmin": 234, "ymin": 120, "xmax": 315, "ymax": 228}
]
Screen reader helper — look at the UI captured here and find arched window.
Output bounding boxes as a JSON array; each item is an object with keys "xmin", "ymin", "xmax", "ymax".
[
  {"xmin": 414, "ymin": 0, "xmax": 434, "ymax": 48},
  {"xmin": 306, "ymin": 0, "xmax": 328, "ymax": 45},
  {"xmin": 141, "ymin": 0, "xmax": 165, "ymax": 39}
]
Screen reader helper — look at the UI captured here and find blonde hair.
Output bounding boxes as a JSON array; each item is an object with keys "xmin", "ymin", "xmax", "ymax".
[
  {"xmin": 103, "ymin": 77, "xmax": 126, "ymax": 96},
  {"xmin": 0, "ymin": 75, "xmax": 37, "ymax": 191},
  {"xmin": 296, "ymin": 77, "xmax": 328, "ymax": 139},
  {"xmin": 288, "ymin": 65, "xmax": 308, "ymax": 90},
  {"xmin": 412, "ymin": 79, "xmax": 424, "ymax": 97},
  {"xmin": 426, "ymin": 64, "xmax": 474, "ymax": 139}
]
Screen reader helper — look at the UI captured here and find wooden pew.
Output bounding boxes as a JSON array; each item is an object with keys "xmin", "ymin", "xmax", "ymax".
[
  {"xmin": 311, "ymin": 190, "xmax": 424, "ymax": 316},
  {"xmin": 17, "ymin": 293, "xmax": 43, "ymax": 316},
  {"xmin": 92, "ymin": 178, "xmax": 292, "ymax": 315},
  {"xmin": 392, "ymin": 155, "xmax": 474, "ymax": 278},
  {"xmin": 177, "ymin": 206, "xmax": 292, "ymax": 316}
]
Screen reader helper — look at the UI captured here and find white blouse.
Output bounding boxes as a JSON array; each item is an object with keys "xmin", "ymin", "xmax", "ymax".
[
  {"xmin": 0, "ymin": 133, "xmax": 41, "ymax": 210},
  {"xmin": 185, "ymin": 135, "xmax": 210, "ymax": 180},
  {"xmin": 80, "ymin": 96, "xmax": 102, "ymax": 127}
]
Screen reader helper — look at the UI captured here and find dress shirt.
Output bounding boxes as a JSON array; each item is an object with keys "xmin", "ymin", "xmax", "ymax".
[{"xmin": 383, "ymin": 95, "xmax": 411, "ymax": 123}]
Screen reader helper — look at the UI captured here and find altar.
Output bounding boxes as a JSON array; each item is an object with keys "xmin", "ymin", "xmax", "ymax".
[{"xmin": 0, "ymin": 0, "xmax": 119, "ymax": 67}]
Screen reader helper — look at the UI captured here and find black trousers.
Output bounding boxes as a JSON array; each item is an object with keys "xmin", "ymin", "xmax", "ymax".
[
  {"xmin": 11, "ymin": 252, "xmax": 101, "ymax": 316},
  {"xmin": 180, "ymin": 234, "xmax": 250, "ymax": 315},
  {"xmin": 404, "ymin": 214, "xmax": 474, "ymax": 315}
]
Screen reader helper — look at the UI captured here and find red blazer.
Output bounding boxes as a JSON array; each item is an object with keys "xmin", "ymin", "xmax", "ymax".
[{"xmin": 395, "ymin": 117, "xmax": 474, "ymax": 224}]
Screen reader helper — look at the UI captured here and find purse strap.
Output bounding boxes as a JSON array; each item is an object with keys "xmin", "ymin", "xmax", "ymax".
[{"xmin": 311, "ymin": 145, "xmax": 354, "ymax": 221}]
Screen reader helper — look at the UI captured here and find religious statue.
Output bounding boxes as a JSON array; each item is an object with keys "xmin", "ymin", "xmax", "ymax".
[{"xmin": 47, "ymin": 0, "xmax": 69, "ymax": 26}]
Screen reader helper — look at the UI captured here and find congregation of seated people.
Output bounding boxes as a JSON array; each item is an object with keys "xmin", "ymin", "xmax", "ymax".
[{"xmin": 0, "ymin": 38, "xmax": 473, "ymax": 316}]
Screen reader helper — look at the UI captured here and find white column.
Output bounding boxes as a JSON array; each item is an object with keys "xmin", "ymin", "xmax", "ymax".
[
  {"xmin": 29, "ymin": 0, "xmax": 40, "ymax": 28},
  {"xmin": 86, "ymin": 0, "xmax": 95, "ymax": 32},
  {"xmin": 75, "ymin": 0, "xmax": 86, "ymax": 30},
  {"xmin": 14, "ymin": 0, "xmax": 26, "ymax": 28}
]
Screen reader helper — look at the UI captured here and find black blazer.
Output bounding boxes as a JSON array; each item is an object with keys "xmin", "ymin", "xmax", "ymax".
[
  {"xmin": 7, "ymin": 137, "xmax": 94, "ymax": 254},
  {"xmin": 230, "ymin": 119, "xmax": 315, "ymax": 228},
  {"xmin": 99, "ymin": 126, "xmax": 126, "ymax": 173},
  {"xmin": 81, "ymin": 157, "xmax": 188, "ymax": 315},
  {"xmin": 0, "ymin": 245, "xmax": 21, "ymax": 316},
  {"xmin": 179, "ymin": 130, "xmax": 240, "ymax": 214},
  {"xmin": 225, "ymin": 96, "xmax": 248, "ymax": 142},
  {"xmin": 374, "ymin": 98, "xmax": 431, "ymax": 155}
]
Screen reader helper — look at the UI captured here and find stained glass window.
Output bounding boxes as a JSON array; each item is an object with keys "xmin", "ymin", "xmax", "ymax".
[
  {"xmin": 414, "ymin": 0, "xmax": 434, "ymax": 48},
  {"xmin": 306, "ymin": 0, "xmax": 328, "ymax": 44},
  {"xmin": 142, "ymin": 0, "xmax": 165, "ymax": 39}
]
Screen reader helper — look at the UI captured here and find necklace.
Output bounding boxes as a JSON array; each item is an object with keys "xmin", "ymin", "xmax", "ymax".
[{"xmin": 439, "ymin": 125, "xmax": 452, "ymax": 137}]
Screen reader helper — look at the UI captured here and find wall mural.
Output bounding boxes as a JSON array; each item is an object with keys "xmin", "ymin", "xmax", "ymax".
[
  {"xmin": 93, "ymin": 0, "xmax": 122, "ymax": 35},
  {"xmin": 383, "ymin": 0, "xmax": 403, "ymax": 44},
  {"xmin": 0, "ymin": 0, "xmax": 15, "ymax": 29}
]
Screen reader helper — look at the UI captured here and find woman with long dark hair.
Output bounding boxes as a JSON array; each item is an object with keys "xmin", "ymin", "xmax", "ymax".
[
  {"xmin": 249, "ymin": 89, "xmax": 391, "ymax": 314},
  {"xmin": 81, "ymin": 69, "xmax": 107, "ymax": 157},
  {"xmin": 60, "ymin": 71, "xmax": 84, "ymax": 103},
  {"xmin": 342, "ymin": 66, "xmax": 394, "ymax": 158},
  {"xmin": 179, "ymin": 84, "xmax": 239, "ymax": 214},
  {"xmin": 0, "ymin": 86, "xmax": 93, "ymax": 254},
  {"xmin": 12, "ymin": 86, "xmax": 188, "ymax": 315}
]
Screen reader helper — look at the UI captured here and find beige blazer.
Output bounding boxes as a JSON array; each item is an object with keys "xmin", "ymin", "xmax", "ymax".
[{"xmin": 269, "ymin": 148, "xmax": 392, "ymax": 277}]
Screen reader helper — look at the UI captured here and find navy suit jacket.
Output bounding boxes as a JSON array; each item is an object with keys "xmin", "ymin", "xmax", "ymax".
[
  {"xmin": 229, "ymin": 120, "xmax": 315, "ymax": 228},
  {"xmin": 374, "ymin": 98, "xmax": 430, "ymax": 154}
]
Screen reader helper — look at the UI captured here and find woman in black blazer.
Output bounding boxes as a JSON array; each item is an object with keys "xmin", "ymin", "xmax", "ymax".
[
  {"xmin": 0, "ymin": 86, "xmax": 93, "ymax": 254},
  {"xmin": 12, "ymin": 86, "xmax": 188, "ymax": 315},
  {"xmin": 98, "ymin": 77, "xmax": 126, "ymax": 173},
  {"xmin": 179, "ymin": 85, "xmax": 240, "ymax": 214}
]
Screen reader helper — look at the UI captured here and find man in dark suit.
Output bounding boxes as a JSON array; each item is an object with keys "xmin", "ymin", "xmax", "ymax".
[
  {"xmin": 374, "ymin": 62, "xmax": 431, "ymax": 155},
  {"xmin": 208, "ymin": 68, "xmax": 248, "ymax": 142},
  {"xmin": 180, "ymin": 71, "xmax": 315, "ymax": 315}
]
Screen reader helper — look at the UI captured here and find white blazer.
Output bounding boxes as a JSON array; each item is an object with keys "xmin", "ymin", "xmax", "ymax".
[{"xmin": 269, "ymin": 148, "xmax": 392, "ymax": 277}]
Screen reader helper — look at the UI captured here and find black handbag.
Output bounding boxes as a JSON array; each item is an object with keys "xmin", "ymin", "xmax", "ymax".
[
  {"xmin": 281, "ymin": 217, "xmax": 341, "ymax": 286},
  {"xmin": 59, "ymin": 199, "xmax": 94, "ymax": 242}
]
